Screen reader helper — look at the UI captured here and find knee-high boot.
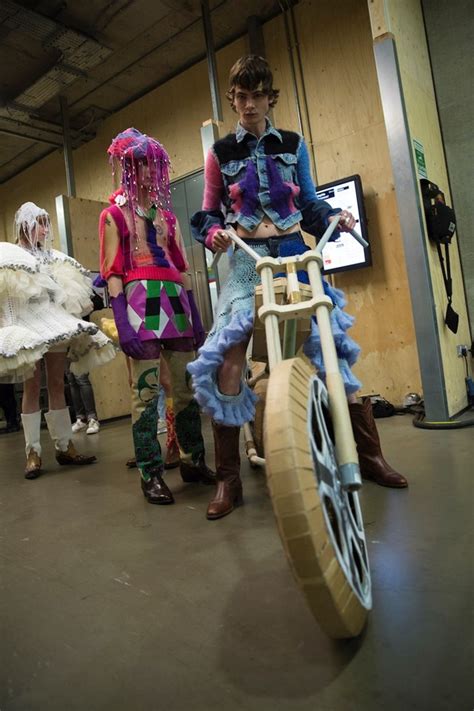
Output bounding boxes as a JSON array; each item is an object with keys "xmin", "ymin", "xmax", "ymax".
[
  {"xmin": 206, "ymin": 421, "xmax": 243, "ymax": 520},
  {"xmin": 44, "ymin": 408, "xmax": 96, "ymax": 466},
  {"xmin": 21, "ymin": 411, "xmax": 42, "ymax": 479},
  {"xmin": 349, "ymin": 398, "xmax": 408, "ymax": 488}
]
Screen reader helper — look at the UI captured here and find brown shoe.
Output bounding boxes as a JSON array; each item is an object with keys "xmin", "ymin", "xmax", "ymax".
[
  {"xmin": 126, "ymin": 457, "xmax": 137, "ymax": 469},
  {"xmin": 180, "ymin": 454, "xmax": 216, "ymax": 484},
  {"xmin": 24, "ymin": 450, "xmax": 42, "ymax": 480},
  {"xmin": 206, "ymin": 422, "xmax": 242, "ymax": 520},
  {"xmin": 349, "ymin": 398, "xmax": 408, "ymax": 488},
  {"xmin": 141, "ymin": 475, "xmax": 174, "ymax": 504},
  {"xmin": 164, "ymin": 440, "xmax": 180, "ymax": 470},
  {"xmin": 55, "ymin": 441, "xmax": 96, "ymax": 466},
  {"xmin": 207, "ymin": 478, "xmax": 243, "ymax": 519}
]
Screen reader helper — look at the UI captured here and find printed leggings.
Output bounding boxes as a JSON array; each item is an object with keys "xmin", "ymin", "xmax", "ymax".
[{"xmin": 130, "ymin": 340, "xmax": 205, "ymax": 480}]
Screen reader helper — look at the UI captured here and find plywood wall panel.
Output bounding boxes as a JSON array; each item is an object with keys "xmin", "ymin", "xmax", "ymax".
[
  {"xmin": 89, "ymin": 311, "xmax": 131, "ymax": 421},
  {"xmin": 0, "ymin": 1, "xmax": 439, "ymax": 409},
  {"xmin": 373, "ymin": 0, "xmax": 472, "ymax": 415},
  {"xmin": 66, "ymin": 196, "xmax": 108, "ymax": 271},
  {"xmin": 265, "ymin": 0, "xmax": 421, "ymax": 404}
]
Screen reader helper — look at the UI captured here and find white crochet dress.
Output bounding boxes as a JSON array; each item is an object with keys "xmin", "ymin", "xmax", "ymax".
[{"xmin": 0, "ymin": 242, "xmax": 115, "ymax": 383}]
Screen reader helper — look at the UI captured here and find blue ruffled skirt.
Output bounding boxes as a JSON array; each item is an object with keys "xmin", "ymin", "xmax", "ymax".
[{"xmin": 188, "ymin": 235, "xmax": 361, "ymax": 426}]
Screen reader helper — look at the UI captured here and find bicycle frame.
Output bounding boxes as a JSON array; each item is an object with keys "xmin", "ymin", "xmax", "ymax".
[{"xmin": 228, "ymin": 217, "xmax": 368, "ymax": 491}]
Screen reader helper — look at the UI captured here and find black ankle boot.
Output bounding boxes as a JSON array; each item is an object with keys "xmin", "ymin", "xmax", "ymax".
[
  {"xmin": 180, "ymin": 454, "xmax": 216, "ymax": 485},
  {"xmin": 141, "ymin": 474, "xmax": 174, "ymax": 504}
]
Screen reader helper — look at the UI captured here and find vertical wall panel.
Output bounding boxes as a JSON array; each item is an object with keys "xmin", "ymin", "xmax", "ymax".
[{"xmin": 265, "ymin": 0, "xmax": 422, "ymax": 404}]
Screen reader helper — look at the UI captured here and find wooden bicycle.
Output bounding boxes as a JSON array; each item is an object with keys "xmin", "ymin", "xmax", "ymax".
[{"xmin": 229, "ymin": 217, "xmax": 372, "ymax": 638}]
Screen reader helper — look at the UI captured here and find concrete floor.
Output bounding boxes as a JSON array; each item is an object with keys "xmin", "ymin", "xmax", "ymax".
[{"xmin": 0, "ymin": 413, "xmax": 472, "ymax": 711}]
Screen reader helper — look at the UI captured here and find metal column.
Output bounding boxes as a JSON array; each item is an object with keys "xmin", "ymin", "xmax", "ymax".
[
  {"xmin": 373, "ymin": 37, "xmax": 448, "ymax": 420},
  {"xmin": 59, "ymin": 95, "xmax": 76, "ymax": 198}
]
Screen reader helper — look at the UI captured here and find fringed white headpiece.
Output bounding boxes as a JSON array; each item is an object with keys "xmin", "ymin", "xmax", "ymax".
[{"xmin": 14, "ymin": 202, "xmax": 52, "ymax": 253}]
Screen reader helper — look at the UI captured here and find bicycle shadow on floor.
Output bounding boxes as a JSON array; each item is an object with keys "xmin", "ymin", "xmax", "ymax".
[{"xmin": 216, "ymin": 550, "xmax": 366, "ymax": 701}]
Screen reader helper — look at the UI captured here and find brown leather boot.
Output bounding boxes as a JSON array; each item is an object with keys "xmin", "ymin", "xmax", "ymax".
[
  {"xmin": 180, "ymin": 453, "xmax": 216, "ymax": 485},
  {"xmin": 25, "ymin": 449, "xmax": 42, "ymax": 480},
  {"xmin": 206, "ymin": 422, "xmax": 243, "ymax": 520},
  {"xmin": 141, "ymin": 474, "xmax": 174, "ymax": 504},
  {"xmin": 349, "ymin": 398, "xmax": 408, "ymax": 488},
  {"xmin": 55, "ymin": 441, "xmax": 96, "ymax": 466}
]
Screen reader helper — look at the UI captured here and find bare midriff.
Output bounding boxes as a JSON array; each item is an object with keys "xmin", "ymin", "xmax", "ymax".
[{"xmin": 235, "ymin": 216, "xmax": 300, "ymax": 240}]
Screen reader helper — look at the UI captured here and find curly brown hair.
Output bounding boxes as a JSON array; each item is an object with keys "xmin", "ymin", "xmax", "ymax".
[{"xmin": 226, "ymin": 55, "xmax": 279, "ymax": 112}]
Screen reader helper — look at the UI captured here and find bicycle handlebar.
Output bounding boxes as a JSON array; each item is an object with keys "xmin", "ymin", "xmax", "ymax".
[
  {"xmin": 225, "ymin": 216, "xmax": 368, "ymax": 263},
  {"xmin": 316, "ymin": 214, "xmax": 369, "ymax": 253}
]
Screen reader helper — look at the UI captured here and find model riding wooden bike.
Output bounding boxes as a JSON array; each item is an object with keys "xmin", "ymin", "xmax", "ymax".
[{"xmin": 228, "ymin": 216, "xmax": 372, "ymax": 639}]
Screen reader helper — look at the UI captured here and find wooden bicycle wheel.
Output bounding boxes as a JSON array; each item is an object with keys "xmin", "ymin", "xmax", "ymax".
[{"xmin": 264, "ymin": 357, "xmax": 371, "ymax": 638}]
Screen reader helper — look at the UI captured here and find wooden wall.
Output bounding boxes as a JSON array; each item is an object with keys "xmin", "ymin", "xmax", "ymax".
[
  {"xmin": 89, "ymin": 312, "xmax": 131, "ymax": 421},
  {"xmin": 368, "ymin": 0, "xmax": 471, "ymax": 415},
  {"xmin": 265, "ymin": 0, "xmax": 422, "ymax": 403},
  {"xmin": 5, "ymin": 0, "xmax": 466, "ymax": 413}
]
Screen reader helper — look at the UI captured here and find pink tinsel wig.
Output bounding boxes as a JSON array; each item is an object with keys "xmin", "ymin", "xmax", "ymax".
[{"xmin": 107, "ymin": 127, "xmax": 171, "ymax": 211}]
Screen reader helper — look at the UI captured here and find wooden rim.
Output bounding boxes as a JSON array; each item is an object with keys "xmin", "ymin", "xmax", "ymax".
[{"xmin": 264, "ymin": 357, "xmax": 371, "ymax": 638}]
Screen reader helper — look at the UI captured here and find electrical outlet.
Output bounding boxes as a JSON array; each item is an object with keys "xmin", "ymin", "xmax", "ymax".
[{"xmin": 457, "ymin": 344, "xmax": 469, "ymax": 357}]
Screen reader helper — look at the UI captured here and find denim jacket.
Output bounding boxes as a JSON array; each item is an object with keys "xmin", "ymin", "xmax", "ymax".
[{"xmin": 191, "ymin": 120, "xmax": 340, "ymax": 248}]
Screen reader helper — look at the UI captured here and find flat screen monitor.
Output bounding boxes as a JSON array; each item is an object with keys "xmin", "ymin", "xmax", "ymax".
[{"xmin": 315, "ymin": 174, "xmax": 371, "ymax": 275}]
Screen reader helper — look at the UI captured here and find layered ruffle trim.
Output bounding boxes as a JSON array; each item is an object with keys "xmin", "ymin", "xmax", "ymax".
[
  {"xmin": 0, "ymin": 260, "xmax": 92, "ymax": 316},
  {"xmin": 188, "ymin": 280, "xmax": 362, "ymax": 423},
  {"xmin": 49, "ymin": 250, "xmax": 90, "ymax": 277},
  {"xmin": 0, "ymin": 324, "xmax": 115, "ymax": 383},
  {"xmin": 0, "ymin": 267, "xmax": 58, "ymax": 303},
  {"xmin": 303, "ymin": 291, "xmax": 362, "ymax": 395},
  {"xmin": 47, "ymin": 260, "xmax": 93, "ymax": 317},
  {"xmin": 187, "ymin": 310, "xmax": 258, "ymax": 426},
  {"xmin": 69, "ymin": 338, "xmax": 116, "ymax": 375}
]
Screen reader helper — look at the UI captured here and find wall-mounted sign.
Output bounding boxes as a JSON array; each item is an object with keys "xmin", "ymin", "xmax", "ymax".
[{"xmin": 413, "ymin": 138, "xmax": 427, "ymax": 178}]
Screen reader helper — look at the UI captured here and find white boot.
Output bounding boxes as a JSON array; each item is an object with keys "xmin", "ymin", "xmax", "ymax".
[
  {"xmin": 44, "ymin": 407, "xmax": 71, "ymax": 452},
  {"xmin": 45, "ymin": 407, "xmax": 96, "ymax": 466},
  {"xmin": 21, "ymin": 411, "xmax": 42, "ymax": 479},
  {"xmin": 21, "ymin": 411, "xmax": 42, "ymax": 456}
]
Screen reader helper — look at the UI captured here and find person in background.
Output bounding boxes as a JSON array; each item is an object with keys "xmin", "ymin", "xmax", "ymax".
[
  {"xmin": 0, "ymin": 383, "xmax": 20, "ymax": 433},
  {"xmin": 0, "ymin": 202, "xmax": 115, "ymax": 478},
  {"xmin": 68, "ymin": 371, "xmax": 100, "ymax": 435},
  {"xmin": 68, "ymin": 291, "xmax": 105, "ymax": 435}
]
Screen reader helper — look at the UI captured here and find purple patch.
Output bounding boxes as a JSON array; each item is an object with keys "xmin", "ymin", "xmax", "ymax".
[
  {"xmin": 266, "ymin": 157, "xmax": 292, "ymax": 219},
  {"xmin": 239, "ymin": 161, "xmax": 260, "ymax": 217},
  {"xmin": 145, "ymin": 219, "xmax": 170, "ymax": 268}
]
